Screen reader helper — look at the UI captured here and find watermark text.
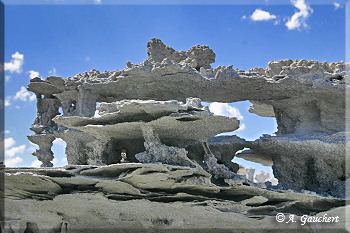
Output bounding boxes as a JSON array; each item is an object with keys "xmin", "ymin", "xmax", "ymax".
[{"xmin": 275, "ymin": 213, "xmax": 340, "ymax": 225}]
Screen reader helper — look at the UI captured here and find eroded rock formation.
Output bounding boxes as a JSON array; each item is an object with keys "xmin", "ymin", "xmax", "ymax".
[
  {"xmin": 25, "ymin": 38, "xmax": 349, "ymax": 199},
  {"xmin": 2, "ymin": 165, "xmax": 347, "ymax": 232},
  {"xmin": 135, "ymin": 125, "xmax": 196, "ymax": 167},
  {"xmin": 51, "ymin": 98, "xmax": 241, "ymax": 181}
]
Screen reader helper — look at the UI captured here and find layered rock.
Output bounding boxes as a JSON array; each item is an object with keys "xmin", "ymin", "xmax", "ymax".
[
  {"xmin": 250, "ymin": 133, "xmax": 348, "ymax": 198},
  {"xmin": 25, "ymin": 38, "xmax": 348, "ymax": 198},
  {"xmin": 2, "ymin": 165, "xmax": 347, "ymax": 232},
  {"xmin": 52, "ymin": 98, "xmax": 241, "ymax": 180}
]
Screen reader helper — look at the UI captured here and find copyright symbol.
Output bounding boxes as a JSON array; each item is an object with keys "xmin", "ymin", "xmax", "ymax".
[{"xmin": 276, "ymin": 213, "xmax": 285, "ymax": 222}]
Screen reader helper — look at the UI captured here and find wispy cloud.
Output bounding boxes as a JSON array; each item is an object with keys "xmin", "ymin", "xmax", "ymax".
[
  {"xmin": 6, "ymin": 145, "xmax": 26, "ymax": 157},
  {"xmin": 48, "ymin": 67, "xmax": 57, "ymax": 76},
  {"xmin": 209, "ymin": 103, "xmax": 245, "ymax": 132},
  {"xmin": 93, "ymin": 0, "xmax": 101, "ymax": 4},
  {"xmin": 85, "ymin": 56, "xmax": 90, "ymax": 62},
  {"xmin": 5, "ymin": 137, "xmax": 16, "ymax": 149},
  {"xmin": 5, "ymin": 97, "xmax": 11, "ymax": 107},
  {"xmin": 237, "ymin": 123, "xmax": 246, "ymax": 131},
  {"xmin": 5, "ymin": 137, "xmax": 26, "ymax": 158},
  {"xmin": 5, "ymin": 75, "xmax": 11, "ymax": 82},
  {"xmin": 209, "ymin": 103, "xmax": 243, "ymax": 120},
  {"xmin": 250, "ymin": 9, "xmax": 276, "ymax": 21},
  {"xmin": 5, "ymin": 52, "xmax": 24, "ymax": 73},
  {"xmin": 53, "ymin": 138, "xmax": 66, "ymax": 146},
  {"xmin": 5, "ymin": 157, "xmax": 23, "ymax": 167},
  {"xmin": 27, "ymin": 146, "xmax": 36, "ymax": 152},
  {"xmin": 285, "ymin": 0, "xmax": 313, "ymax": 30},
  {"xmin": 31, "ymin": 159, "xmax": 42, "ymax": 167},
  {"xmin": 333, "ymin": 2, "xmax": 343, "ymax": 10},
  {"xmin": 6, "ymin": 86, "xmax": 36, "ymax": 107},
  {"xmin": 14, "ymin": 86, "xmax": 36, "ymax": 102},
  {"xmin": 28, "ymin": 70, "xmax": 40, "ymax": 79}
]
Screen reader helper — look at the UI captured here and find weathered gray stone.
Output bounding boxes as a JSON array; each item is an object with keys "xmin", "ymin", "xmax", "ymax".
[
  {"xmin": 3, "ymin": 166, "xmax": 347, "ymax": 232},
  {"xmin": 53, "ymin": 98, "xmax": 240, "ymax": 179},
  {"xmin": 248, "ymin": 100, "xmax": 275, "ymax": 118},
  {"xmin": 135, "ymin": 125, "xmax": 196, "ymax": 167},
  {"xmin": 184, "ymin": 135, "xmax": 247, "ymax": 174},
  {"xmin": 5, "ymin": 174, "xmax": 62, "ymax": 200},
  {"xmin": 235, "ymin": 149, "xmax": 273, "ymax": 166},
  {"xmin": 25, "ymin": 38, "xmax": 348, "ymax": 199},
  {"xmin": 27, "ymin": 134, "xmax": 55, "ymax": 167},
  {"xmin": 203, "ymin": 152, "xmax": 236, "ymax": 180},
  {"xmin": 250, "ymin": 133, "xmax": 348, "ymax": 197},
  {"xmin": 147, "ymin": 38, "xmax": 215, "ymax": 70},
  {"xmin": 245, "ymin": 167, "xmax": 255, "ymax": 183},
  {"xmin": 54, "ymin": 98, "xmax": 239, "ymax": 143}
]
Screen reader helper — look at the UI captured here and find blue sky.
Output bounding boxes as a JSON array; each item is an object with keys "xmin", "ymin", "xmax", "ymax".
[{"xmin": 2, "ymin": 0, "xmax": 347, "ymax": 182}]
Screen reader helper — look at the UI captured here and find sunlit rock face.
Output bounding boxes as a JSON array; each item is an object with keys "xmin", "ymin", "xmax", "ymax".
[
  {"xmin": 25, "ymin": 38, "xmax": 348, "ymax": 198},
  {"xmin": 52, "ymin": 98, "xmax": 241, "ymax": 181},
  {"xmin": 3, "ymin": 165, "xmax": 347, "ymax": 232}
]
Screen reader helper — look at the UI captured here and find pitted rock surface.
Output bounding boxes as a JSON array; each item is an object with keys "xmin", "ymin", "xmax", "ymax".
[{"xmin": 25, "ymin": 38, "xmax": 348, "ymax": 199}]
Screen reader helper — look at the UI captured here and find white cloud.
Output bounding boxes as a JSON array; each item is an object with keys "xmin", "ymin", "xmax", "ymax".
[
  {"xmin": 285, "ymin": 0, "xmax": 313, "ymax": 30},
  {"xmin": 334, "ymin": 2, "xmax": 342, "ymax": 10},
  {"xmin": 53, "ymin": 158, "xmax": 58, "ymax": 165},
  {"xmin": 4, "ymin": 137, "xmax": 26, "ymax": 167},
  {"xmin": 30, "ymin": 95, "xmax": 36, "ymax": 101},
  {"xmin": 28, "ymin": 70, "xmax": 40, "ymax": 79},
  {"xmin": 5, "ymin": 86, "xmax": 36, "ymax": 107},
  {"xmin": 4, "ymin": 130, "xmax": 10, "ymax": 134},
  {"xmin": 250, "ymin": 9, "xmax": 276, "ymax": 21},
  {"xmin": 85, "ymin": 56, "xmax": 90, "ymax": 61},
  {"xmin": 237, "ymin": 123, "xmax": 246, "ymax": 132},
  {"xmin": 14, "ymin": 86, "xmax": 36, "ymax": 102},
  {"xmin": 48, "ymin": 67, "xmax": 57, "ymax": 76},
  {"xmin": 209, "ymin": 103, "xmax": 243, "ymax": 120},
  {"xmin": 94, "ymin": 0, "xmax": 101, "ymax": 4},
  {"xmin": 27, "ymin": 146, "xmax": 36, "ymax": 152},
  {"xmin": 5, "ymin": 75, "xmax": 10, "ymax": 82},
  {"xmin": 241, "ymin": 15, "xmax": 247, "ymax": 20},
  {"xmin": 5, "ymin": 156, "xmax": 23, "ymax": 167},
  {"xmin": 5, "ymin": 97, "xmax": 11, "ymax": 107},
  {"xmin": 31, "ymin": 156, "xmax": 61, "ymax": 167},
  {"xmin": 5, "ymin": 144, "xmax": 26, "ymax": 157},
  {"xmin": 5, "ymin": 137, "xmax": 15, "ymax": 149},
  {"xmin": 5, "ymin": 52, "xmax": 24, "ymax": 73},
  {"xmin": 31, "ymin": 159, "xmax": 42, "ymax": 167},
  {"xmin": 53, "ymin": 138, "xmax": 66, "ymax": 146}
]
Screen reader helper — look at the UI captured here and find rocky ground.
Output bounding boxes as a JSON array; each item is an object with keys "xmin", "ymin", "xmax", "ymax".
[{"xmin": 2, "ymin": 164, "xmax": 348, "ymax": 232}]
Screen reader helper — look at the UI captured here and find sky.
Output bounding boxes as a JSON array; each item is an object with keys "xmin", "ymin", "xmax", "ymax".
[{"xmin": 2, "ymin": 0, "xmax": 347, "ymax": 182}]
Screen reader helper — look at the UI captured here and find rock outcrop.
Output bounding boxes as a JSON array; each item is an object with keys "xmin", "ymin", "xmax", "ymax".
[
  {"xmin": 25, "ymin": 38, "xmax": 348, "ymax": 199},
  {"xmin": 135, "ymin": 125, "xmax": 196, "ymax": 167},
  {"xmin": 51, "ymin": 98, "xmax": 240, "ymax": 180},
  {"xmin": 2, "ymin": 165, "xmax": 347, "ymax": 232}
]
